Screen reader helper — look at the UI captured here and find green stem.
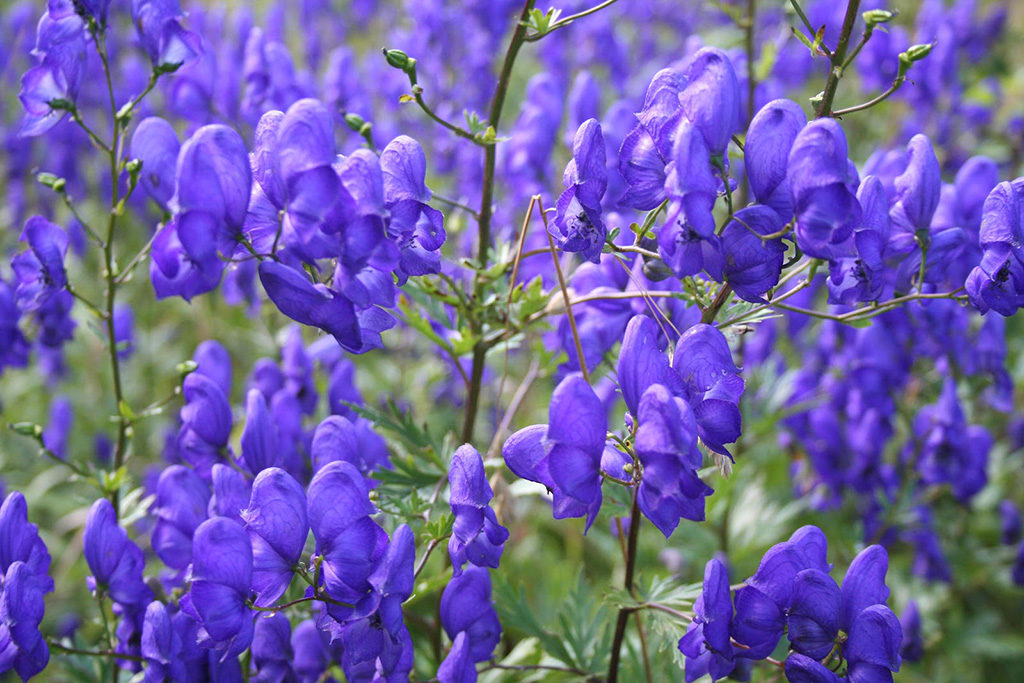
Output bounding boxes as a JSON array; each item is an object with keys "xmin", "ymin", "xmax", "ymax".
[
  {"xmin": 523, "ymin": 0, "xmax": 620, "ymax": 40},
  {"xmin": 815, "ymin": 0, "xmax": 862, "ymax": 118}
]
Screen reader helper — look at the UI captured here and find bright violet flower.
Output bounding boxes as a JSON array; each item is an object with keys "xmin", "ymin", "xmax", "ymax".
[
  {"xmin": 744, "ymin": 98, "xmax": 806, "ymax": 218},
  {"xmin": 502, "ymin": 373, "xmax": 607, "ymax": 530},
  {"xmin": 788, "ymin": 118, "xmax": 861, "ymax": 260},
  {"xmin": 251, "ymin": 613, "xmax": 294, "ymax": 681},
  {"xmin": 11, "ymin": 216, "xmax": 69, "ymax": 312},
  {"xmin": 177, "ymin": 372, "xmax": 233, "ymax": 477},
  {"xmin": 0, "ymin": 562, "xmax": 50, "ymax": 680},
  {"xmin": 182, "ymin": 517, "xmax": 254, "ymax": 658},
  {"xmin": 447, "ymin": 445, "xmax": 509, "ymax": 574},
  {"xmin": 439, "ymin": 566, "xmax": 501, "ymax": 665},
  {"xmin": 241, "ymin": 467, "xmax": 308, "ymax": 607},
  {"xmin": 678, "ymin": 558, "xmax": 735, "ymax": 682},
  {"xmin": 240, "ymin": 389, "xmax": 282, "ymax": 474},
  {"xmin": 193, "ymin": 340, "xmax": 233, "ymax": 398},
  {"xmin": 720, "ymin": 205, "xmax": 786, "ymax": 303},
  {"xmin": 258, "ymin": 260, "xmax": 363, "ymax": 352},
  {"xmin": 141, "ymin": 601, "xmax": 187, "ymax": 682},
  {"xmin": 551, "ymin": 118, "xmax": 607, "ymax": 263},
  {"xmin": 18, "ymin": 9, "xmax": 86, "ymax": 137},
  {"xmin": 83, "ymin": 499, "xmax": 151, "ymax": 608},
  {"xmin": 209, "ymin": 464, "xmax": 252, "ymax": 523},
  {"xmin": 437, "ymin": 631, "xmax": 474, "ymax": 683},
  {"xmin": 678, "ymin": 47, "xmax": 741, "ymax": 156},
  {"xmin": 130, "ymin": 117, "xmax": 180, "ymax": 210},
  {"xmin": 966, "ymin": 179, "xmax": 1024, "ymax": 315},
  {"xmin": 381, "ymin": 135, "xmax": 447, "ymax": 279},
  {"xmin": 673, "ymin": 323, "xmax": 744, "ymax": 457},
  {"xmin": 828, "ymin": 176, "xmax": 890, "ymax": 305},
  {"xmin": 131, "ymin": 0, "xmax": 202, "ymax": 68},
  {"xmin": 151, "ymin": 465, "xmax": 211, "ymax": 570}
]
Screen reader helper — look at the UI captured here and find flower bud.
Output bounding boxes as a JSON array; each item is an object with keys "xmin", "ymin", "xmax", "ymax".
[{"xmin": 862, "ymin": 9, "xmax": 896, "ymax": 26}]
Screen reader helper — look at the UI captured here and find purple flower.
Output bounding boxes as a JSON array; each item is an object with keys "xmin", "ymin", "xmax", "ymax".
[
  {"xmin": 0, "ymin": 562, "xmax": 50, "ymax": 680},
  {"xmin": 720, "ymin": 205, "xmax": 786, "ymax": 303},
  {"xmin": 0, "ymin": 280, "xmax": 30, "ymax": 373},
  {"xmin": 1000, "ymin": 500, "xmax": 1023, "ymax": 546},
  {"xmin": 437, "ymin": 631, "xmax": 474, "ymax": 683},
  {"xmin": 439, "ymin": 566, "xmax": 501, "ymax": 664},
  {"xmin": 130, "ymin": 117, "xmax": 180, "ymax": 210},
  {"xmin": 18, "ymin": 10, "xmax": 86, "ymax": 137},
  {"xmin": 899, "ymin": 601, "xmax": 924, "ymax": 663},
  {"xmin": 151, "ymin": 465, "xmax": 211, "ymax": 570},
  {"xmin": 240, "ymin": 389, "xmax": 281, "ymax": 474},
  {"xmin": 182, "ymin": 517, "xmax": 254, "ymax": 658},
  {"xmin": 258, "ymin": 260, "xmax": 363, "ymax": 352},
  {"xmin": 251, "ymin": 613, "xmax": 294, "ymax": 682},
  {"xmin": 41, "ymin": 396, "xmax": 72, "ymax": 460},
  {"xmin": 307, "ymin": 461, "xmax": 387, "ymax": 621},
  {"xmin": 141, "ymin": 601, "xmax": 187, "ymax": 682},
  {"xmin": 827, "ymin": 176, "xmax": 889, "ymax": 305},
  {"xmin": 551, "ymin": 119, "xmax": 607, "ymax": 263},
  {"xmin": 502, "ymin": 373, "xmax": 607, "ymax": 530},
  {"xmin": 11, "ymin": 216, "xmax": 69, "ymax": 312},
  {"xmin": 447, "ymin": 445, "xmax": 508, "ymax": 574},
  {"xmin": 678, "ymin": 47, "xmax": 741, "ymax": 155},
  {"xmin": 131, "ymin": 0, "xmax": 202, "ymax": 68},
  {"xmin": 193, "ymin": 340, "xmax": 233, "ymax": 398},
  {"xmin": 84, "ymin": 499, "xmax": 151, "ymax": 608},
  {"xmin": 673, "ymin": 324, "xmax": 744, "ymax": 457},
  {"xmin": 177, "ymin": 372, "xmax": 233, "ymax": 477},
  {"xmin": 241, "ymin": 468, "xmax": 308, "ymax": 607},
  {"xmin": 678, "ymin": 558, "xmax": 735, "ymax": 682},
  {"xmin": 788, "ymin": 118, "xmax": 861, "ymax": 259},
  {"xmin": 744, "ymin": 99, "xmax": 806, "ymax": 218},
  {"xmin": 381, "ymin": 135, "xmax": 446, "ymax": 279},
  {"xmin": 966, "ymin": 179, "xmax": 1024, "ymax": 315},
  {"xmin": 209, "ymin": 464, "xmax": 252, "ymax": 523}
]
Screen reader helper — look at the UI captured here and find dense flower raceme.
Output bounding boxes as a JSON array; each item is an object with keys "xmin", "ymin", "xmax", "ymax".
[{"xmin": 3, "ymin": 0, "xmax": 1024, "ymax": 680}]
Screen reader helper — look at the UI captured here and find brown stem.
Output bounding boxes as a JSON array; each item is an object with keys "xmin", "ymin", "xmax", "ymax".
[{"xmin": 816, "ymin": 0, "xmax": 863, "ymax": 118}]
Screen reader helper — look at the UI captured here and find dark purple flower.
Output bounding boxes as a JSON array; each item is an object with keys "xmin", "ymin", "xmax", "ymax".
[
  {"xmin": 788, "ymin": 118, "xmax": 861, "ymax": 259},
  {"xmin": 679, "ymin": 47, "xmax": 741, "ymax": 155},
  {"xmin": 616, "ymin": 315, "xmax": 680, "ymax": 420},
  {"xmin": 381, "ymin": 135, "xmax": 446, "ymax": 279},
  {"xmin": 678, "ymin": 558, "xmax": 735, "ymax": 682},
  {"xmin": 744, "ymin": 99, "xmax": 806, "ymax": 218},
  {"xmin": 0, "ymin": 562, "xmax": 50, "ymax": 680},
  {"xmin": 899, "ymin": 601, "xmax": 924, "ymax": 663},
  {"xmin": 721, "ymin": 206, "xmax": 786, "ymax": 303},
  {"xmin": 240, "ymin": 389, "xmax": 281, "ymax": 474},
  {"xmin": 551, "ymin": 119, "xmax": 607, "ymax": 263},
  {"xmin": 966, "ymin": 179, "xmax": 1024, "ymax": 315},
  {"xmin": 209, "ymin": 464, "xmax": 252, "ymax": 523},
  {"xmin": 251, "ymin": 613, "xmax": 295, "ymax": 682},
  {"xmin": 673, "ymin": 323, "xmax": 744, "ymax": 457},
  {"xmin": 241, "ymin": 467, "xmax": 308, "ymax": 607},
  {"xmin": 439, "ymin": 566, "xmax": 501, "ymax": 664},
  {"xmin": 182, "ymin": 517, "xmax": 254, "ymax": 658},
  {"xmin": 84, "ymin": 499, "xmax": 151, "ymax": 608},
  {"xmin": 193, "ymin": 340, "xmax": 233, "ymax": 398},
  {"xmin": 257, "ymin": 260, "xmax": 362, "ymax": 352},
  {"xmin": 437, "ymin": 631, "xmax": 474, "ymax": 683},
  {"xmin": 177, "ymin": 372, "xmax": 232, "ymax": 477},
  {"xmin": 11, "ymin": 216, "xmax": 69, "ymax": 312},
  {"xmin": 448, "ymin": 445, "xmax": 508, "ymax": 574},
  {"xmin": 141, "ymin": 601, "xmax": 187, "ymax": 682},
  {"xmin": 828, "ymin": 176, "xmax": 889, "ymax": 305},
  {"xmin": 151, "ymin": 465, "xmax": 210, "ymax": 570},
  {"xmin": 1000, "ymin": 500, "xmax": 1023, "ymax": 546}
]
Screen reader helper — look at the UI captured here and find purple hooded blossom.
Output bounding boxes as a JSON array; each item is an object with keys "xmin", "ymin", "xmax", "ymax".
[
  {"xmin": 439, "ymin": 566, "xmax": 501, "ymax": 665},
  {"xmin": 447, "ymin": 445, "xmax": 509, "ymax": 574},
  {"xmin": 788, "ymin": 118, "xmax": 862, "ymax": 260},
  {"xmin": 381, "ymin": 135, "xmax": 447, "ymax": 279},
  {"xmin": 209, "ymin": 464, "xmax": 252, "ymax": 523},
  {"xmin": 673, "ymin": 323, "xmax": 744, "ymax": 457},
  {"xmin": 141, "ymin": 601, "xmax": 188, "ymax": 682},
  {"xmin": 241, "ymin": 467, "xmax": 308, "ymax": 607},
  {"xmin": 828, "ymin": 176, "xmax": 890, "ymax": 304},
  {"xmin": 966, "ymin": 179, "xmax": 1024, "ymax": 315},
  {"xmin": 131, "ymin": 0, "xmax": 202, "ymax": 68},
  {"xmin": 177, "ymin": 372, "xmax": 233, "ymax": 477},
  {"xmin": 18, "ymin": 8, "xmax": 86, "ymax": 137},
  {"xmin": 151, "ymin": 465, "xmax": 211, "ymax": 570},
  {"xmin": 240, "ymin": 389, "xmax": 282, "ymax": 474},
  {"xmin": 84, "ymin": 499, "xmax": 152, "ymax": 608},
  {"xmin": 130, "ymin": 117, "xmax": 181, "ymax": 210},
  {"xmin": 251, "ymin": 612, "xmax": 295, "ymax": 682},
  {"xmin": 182, "ymin": 517, "xmax": 254, "ymax": 658},
  {"xmin": 11, "ymin": 216, "xmax": 69, "ymax": 312},
  {"xmin": 551, "ymin": 119, "xmax": 607, "ymax": 263},
  {"xmin": 720, "ymin": 205, "xmax": 786, "ymax": 303},
  {"xmin": 678, "ymin": 558, "xmax": 735, "ymax": 682},
  {"xmin": 502, "ymin": 373, "xmax": 607, "ymax": 530},
  {"xmin": 0, "ymin": 280, "xmax": 30, "ymax": 374},
  {"xmin": 744, "ymin": 99, "xmax": 806, "ymax": 218}
]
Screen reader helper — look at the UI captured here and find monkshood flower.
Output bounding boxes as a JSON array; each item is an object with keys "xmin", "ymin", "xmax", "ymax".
[
  {"xmin": 437, "ymin": 631, "xmax": 474, "ymax": 683},
  {"xmin": 828, "ymin": 176, "xmax": 889, "ymax": 305},
  {"xmin": 282, "ymin": 325, "xmax": 319, "ymax": 416},
  {"xmin": 41, "ymin": 396, "xmax": 72, "ymax": 460},
  {"xmin": 448, "ymin": 445, "xmax": 509, "ymax": 574},
  {"xmin": 1013, "ymin": 542, "xmax": 1024, "ymax": 587},
  {"xmin": 721, "ymin": 205, "xmax": 786, "ymax": 303},
  {"xmin": 240, "ymin": 389, "xmax": 282, "ymax": 474},
  {"xmin": 744, "ymin": 99, "xmax": 806, "ymax": 218},
  {"xmin": 551, "ymin": 119, "xmax": 607, "ymax": 263},
  {"xmin": 635, "ymin": 384, "xmax": 713, "ymax": 536},
  {"xmin": 381, "ymin": 135, "xmax": 447, "ymax": 279},
  {"xmin": 338, "ymin": 524, "xmax": 415, "ymax": 682},
  {"xmin": 241, "ymin": 467, "xmax": 308, "ymax": 607},
  {"xmin": 788, "ymin": 118, "xmax": 861, "ymax": 260},
  {"xmin": 18, "ymin": 8, "xmax": 86, "ymax": 137},
  {"xmin": 658, "ymin": 118, "xmax": 723, "ymax": 280},
  {"xmin": 181, "ymin": 517, "xmax": 254, "ymax": 658},
  {"xmin": 1000, "ymin": 500, "xmax": 1022, "ymax": 546},
  {"xmin": 307, "ymin": 461, "xmax": 388, "ymax": 622},
  {"xmin": 310, "ymin": 415, "xmax": 391, "ymax": 476},
  {"xmin": 151, "ymin": 466, "xmax": 211, "ymax": 571},
  {"xmin": 618, "ymin": 69, "xmax": 682, "ymax": 210},
  {"xmin": 176, "ymin": 372, "xmax": 233, "ymax": 477},
  {"xmin": 900, "ymin": 601, "xmax": 924, "ymax": 663},
  {"xmin": 503, "ymin": 373, "xmax": 607, "ymax": 530},
  {"xmin": 966, "ymin": 179, "xmax": 1024, "ymax": 315},
  {"xmin": 141, "ymin": 601, "xmax": 187, "ymax": 682},
  {"xmin": 673, "ymin": 323, "xmax": 744, "ymax": 457},
  {"xmin": 440, "ymin": 566, "xmax": 501, "ymax": 666},
  {"xmin": 131, "ymin": 0, "xmax": 202, "ymax": 68},
  {"xmin": 11, "ymin": 216, "xmax": 69, "ymax": 312},
  {"xmin": 887, "ymin": 135, "xmax": 964, "ymax": 289},
  {"xmin": 113, "ymin": 304, "xmax": 134, "ymax": 360},
  {"xmin": 0, "ymin": 492, "xmax": 53, "ymax": 680},
  {"xmin": 151, "ymin": 125, "xmax": 251, "ymax": 301},
  {"xmin": 84, "ymin": 500, "xmax": 151, "ymax": 608},
  {"xmin": 0, "ymin": 279, "xmax": 30, "ymax": 374},
  {"xmin": 193, "ymin": 339, "xmax": 233, "ymax": 398},
  {"xmin": 130, "ymin": 117, "xmax": 180, "ymax": 210},
  {"xmin": 209, "ymin": 464, "xmax": 252, "ymax": 523},
  {"xmin": 906, "ymin": 377, "xmax": 989, "ymax": 502},
  {"xmin": 0, "ymin": 562, "xmax": 50, "ymax": 680},
  {"xmin": 251, "ymin": 613, "xmax": 294, "ymax": 682},
  {"xmin": 678, "ymin": 558, "xmax": 734, "ymax": 682},
  {"xmin": 678, "ymin": 47, "xmax": 741, "ymax": 156}
]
